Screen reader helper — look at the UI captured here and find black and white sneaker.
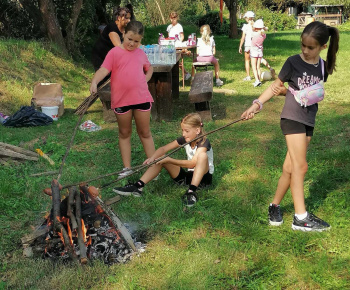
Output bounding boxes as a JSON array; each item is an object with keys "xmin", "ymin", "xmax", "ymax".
[
  {"xmin": 268, "ymin": 204, "xmax": 283, "ymax": 226},
  {"xmin": 113, "ymin": 183, "xmax": 142, "ymax": 197},
  {"xmin": 182, "ymin": 191, "xmax": 198, "ymax": 207},
  {"xmin": 292, "ymin": 212, "xmax": 331, "ymax": 232}
]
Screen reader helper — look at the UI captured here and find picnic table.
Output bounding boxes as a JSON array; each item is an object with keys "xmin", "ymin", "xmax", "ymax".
[{"xmin": 148, "ymin": 53, "xmax": 181, "ymax": 121}]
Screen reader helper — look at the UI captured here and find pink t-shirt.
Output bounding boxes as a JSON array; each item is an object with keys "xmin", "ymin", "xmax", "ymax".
[
  {"xmin": 251, "ymin": 31, "xmax": 266, "ymax": 49},
  {"xmin": 101, "ymin": 46, "xmax": 153, "ymax": 109}
]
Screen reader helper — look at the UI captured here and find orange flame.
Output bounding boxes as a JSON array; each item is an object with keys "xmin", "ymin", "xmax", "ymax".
[
  {"xmin": 81, "ymin": 219, "xmax": 87, "ymax": 243},
  {"xmin": 66, "ymin": 219, "xmax": 73, "ymax": 245}
]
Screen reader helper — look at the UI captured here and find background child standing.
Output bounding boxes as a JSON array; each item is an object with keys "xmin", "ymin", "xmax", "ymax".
[
  {"xmin": 167, "ymin": 11, "xmax": 191, "ymax": 81},
  {"xmin": 113, "ymin": 113, "xmax": 214, "ymax": 207},
  {"xmin": 239, "ymin": 11, "xmax": 275, "ymax": 82},
  {"xmin": 195, "ymin": 24, "xmax": 223, "ymax": 86},
  {"xmin": 90, "ymin": 21, "xmax": 155, "ymax": 176},
  {"xmin": 241, "ymin": 21, "xmax": 339, "ymax": 232},
  {"xmin": 250, "ymin": 19, "xmax": 268, "ymax": 87}
]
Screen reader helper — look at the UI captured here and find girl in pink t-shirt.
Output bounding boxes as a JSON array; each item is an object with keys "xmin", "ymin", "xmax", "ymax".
[
  {"xmin": 90, "ymin": 21, "xmax": 155, "ymax": 176},
  {"xmin": 250, "ymin": 19, "xmax": 268, "ymax": 87}
]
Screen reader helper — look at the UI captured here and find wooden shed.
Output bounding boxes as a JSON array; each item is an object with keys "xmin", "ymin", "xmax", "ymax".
[{"xmin": 311, "ymin": 4, "xmax": 344, "ymax": 26}]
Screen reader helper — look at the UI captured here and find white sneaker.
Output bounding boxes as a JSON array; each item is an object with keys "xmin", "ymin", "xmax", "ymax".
[
  {"xmin": 118, "ymin": 167, "xmax": 133, "ymax": 178},
  {"xmin": 253, "ymin": 80, "xmax": 262, "ymax": 87},
  {"xmin": 243, "ymin": 76, "xmax": 251, "ymax": 81},
  {"xmin": 185, "ymin": 73, "xmax": 191, "ymax": 81},
  {"xmin": 216, "ymin": 79, "xmax": 224, "ymax": 86}
]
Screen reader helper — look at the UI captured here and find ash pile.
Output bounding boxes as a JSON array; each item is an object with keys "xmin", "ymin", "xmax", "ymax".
[{"xmin": 22, "ymin": 180, "xmax": 145, "ymax": 265}]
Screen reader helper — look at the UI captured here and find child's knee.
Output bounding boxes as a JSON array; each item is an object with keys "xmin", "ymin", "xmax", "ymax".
[
  {"xmin": 119, "ymin": 128, "xmax": 132, "ymax": 138},
  {"xmin": 197, "ymin": 152, "xmax": 208, "ymax": 163},
  {"xmin": 137, "ymin": 128, "xmax": 152, "ymax": 139}
]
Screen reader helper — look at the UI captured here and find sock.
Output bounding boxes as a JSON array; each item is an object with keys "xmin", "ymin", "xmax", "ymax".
[
  {"xmin": 134, "ymin": 180, "xmax": 145, "ymax": 189},
  {"xmin": 295, "ymin": 212, "xmax": 308, "ymax": 220},
  {"xmin": 188, "ymin": 184, "xmax": 197, "ymax": 193},
  {"xmin": 270, "ymin": 203, "xmax": 279, "ymax": 207}
]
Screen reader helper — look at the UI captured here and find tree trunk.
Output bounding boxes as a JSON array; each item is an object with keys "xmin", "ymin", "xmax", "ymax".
[
  {"xmin": 18, "ymin": 0, "xmax": 47, "ymax": 37},
  {"xmin": 65, "ymin": 0, "xmax": 83, "ymax": 52},
  {"xmin": 38, "ymin": 0, "xmax": 67, "ymax": 54},
  {"xmin": 224, "ymin": 0, "xmax": 238, "ymax": 38}
]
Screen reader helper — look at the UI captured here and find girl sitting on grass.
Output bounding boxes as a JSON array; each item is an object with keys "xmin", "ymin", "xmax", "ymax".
[
  {"xmin": 113, "ymin": 113, "xmax": 214, "ymax": 207},
  {"xmin": 241, "ymin": 21, "xmax": 339, "ymax": 232},
  {"xmin": 195, "ymin": 24, "xmax": 223, "ymax": 86}
]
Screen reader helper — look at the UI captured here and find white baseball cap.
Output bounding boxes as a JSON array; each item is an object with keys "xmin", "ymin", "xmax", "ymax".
[
  {"xmin": 253, "ymin": 19, "xmax": 265, "ymax": 29},
  {"xmin": 244, "ymin": 11, "xmax": 255, "ymax": 18}
]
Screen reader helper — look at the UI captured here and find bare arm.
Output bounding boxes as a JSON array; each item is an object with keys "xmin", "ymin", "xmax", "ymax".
[
  {"xmin": 241, "ymin": 78, "xmax": 284, "ymax": 120},
  {"xmin": 157, "ymin": 147, "xmax": 207, "ymax": 169},
  {"xmin": 109, "ymin": 32, "xmax": 122, "ymax": 47},
  {"xmin": 239, "ymin": 32, "xmax": 246, "ymax": 54},
  {"xmin": 143, "ymin": 140, "xmax": 179, "ymax": 164},
  {"xmin": 145, "ymin": 66, "xmax": 153, "ymax": 82},
  {"xmin": 90, "ymin": 67, "xmax": 110, "ymax": 94},
  {"xmin": 179, "ymin": 32, "xmax": 184, "ymax": 42},
  {"xmin": 213, "ymin": 46, "xmax": 216, "ymax": 55},
  {"xmin": 271, "ymin": 80, "xmax": 287, "ymax": 96}
]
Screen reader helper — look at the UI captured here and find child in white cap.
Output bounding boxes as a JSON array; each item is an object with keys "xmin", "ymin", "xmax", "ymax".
[
  {"xmin": 239, "ymin": 12, "xmax": 275, "ymax": 81},
  {"xmin": 250, "ymin": 19, "xmax": 268, "ymax": 87}
]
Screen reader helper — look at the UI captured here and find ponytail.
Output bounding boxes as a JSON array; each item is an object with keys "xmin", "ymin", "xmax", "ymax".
[
  {"xmin": 326, "ymin": 26, "xmax": 339, "ymax": 75},
  {"xmin": 302, "ymin": 21, "xmax": 340, "ymax": 75}
]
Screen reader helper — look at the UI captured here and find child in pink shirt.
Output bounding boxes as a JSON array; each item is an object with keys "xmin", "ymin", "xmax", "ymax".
[
  {"xmin": 250, "ymin": 19, "xmax": 268, "ymax": 87},
  {"xmin": 90, "ymin": 21, "xmax": 155, "ymax": 176}
]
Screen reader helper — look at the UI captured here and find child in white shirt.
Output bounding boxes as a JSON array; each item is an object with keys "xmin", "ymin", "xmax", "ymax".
[{"xmin": 196, "ymin": 24, "xmax": 223, "ymax": 86}]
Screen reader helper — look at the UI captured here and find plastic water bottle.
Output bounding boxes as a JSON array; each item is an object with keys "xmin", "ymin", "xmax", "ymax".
[
  {"xmin": 160, "ymin": 45, "xmax": 166, "ymax": 64},
  {"xmin": 149, "ymin": 45, "xmax": 155, "ymax": 64},
  {"xmin": 158, "ymin": 33, "xmax": 165, "ymax": 45}
]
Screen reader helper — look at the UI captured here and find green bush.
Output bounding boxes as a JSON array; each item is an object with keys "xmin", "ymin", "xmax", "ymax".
[
  {"xmin": 254, "ymin": 8, "xmax": 297, "ymax": 31},
  {"xmin": 197, "ymin": 11, "xmax": 230, "ymax": 35}
]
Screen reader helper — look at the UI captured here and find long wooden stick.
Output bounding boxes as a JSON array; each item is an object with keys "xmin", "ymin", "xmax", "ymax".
[
  {"xmin": 74, "ymin": 186, "xmax": 88, "ymax": 264},
  {"xmin": 0, "ymin": 148, "xmax": 38, "ymax": 161},
  {"xmin": 57, "ymin": 79, "xmax": 111, "ymax": 183},
  {"xmin": 51, "ymin": 179, "xmax": 78, "ymax": 262},
  {"xmin": 0, "ymin": 142, "xmax": 38, "ymax": 157},
  {"xmin": 61, "ymin": 115, "xmax": 249, "ymax": 190}
]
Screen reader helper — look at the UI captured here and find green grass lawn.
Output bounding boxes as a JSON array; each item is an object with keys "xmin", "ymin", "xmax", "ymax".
[{"xmin": 0, "ymin": 25, "xmax": 350, "ymax": 289}]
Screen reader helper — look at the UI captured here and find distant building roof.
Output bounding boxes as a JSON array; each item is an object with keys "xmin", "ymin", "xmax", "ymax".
[{"xmin": 311, "ymin": 4, "xmax": 344, "ymax": 7}]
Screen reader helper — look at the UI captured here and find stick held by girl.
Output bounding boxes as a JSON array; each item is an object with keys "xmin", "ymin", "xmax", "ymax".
[
  {"xmin": 113, "ymin": 113, "xmax": 214, "ymax": 207},
  {"xmin": 241, "ymin": 21, "xmax": 339, "ymax": 232}
]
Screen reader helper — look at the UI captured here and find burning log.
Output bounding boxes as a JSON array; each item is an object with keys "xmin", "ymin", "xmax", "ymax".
[
  {"xmin": 86, "ymin": 187, "xmax": 136, "ymax": 252},
  {"xmin": 74, "ymin": 186, "xmax": 88, "ymax": 264},
  {"xmin": 23, "ymin": 181, "xmax": 145, "ymax": 265},
  {"xmin": 67, "ymin": 187, "xmax": 78, "ymax": 230},
  {"xmin": 51, "ymin": 179, "xmax": 78, "ymax": 262}
]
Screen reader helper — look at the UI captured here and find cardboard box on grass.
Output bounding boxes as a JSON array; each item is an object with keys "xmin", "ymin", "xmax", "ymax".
[{"xmin": 31, "ymin": 83, "xmax": 64, "ymax": 117}]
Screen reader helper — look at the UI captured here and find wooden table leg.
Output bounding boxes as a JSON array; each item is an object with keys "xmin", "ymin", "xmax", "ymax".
[
  {"xmin": 181, "ymin": 58, "xmax": 185, "ymax": 89},
  {"xmin": 172, "ymin": 60, "xmax": 179, "ymax": 99},
  {"xmin": 149, "ymin": 72, "xmax": 173, "ymax": 121}
]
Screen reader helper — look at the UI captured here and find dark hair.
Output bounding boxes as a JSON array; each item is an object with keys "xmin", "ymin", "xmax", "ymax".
[
  {"xmin": 125, "ymin": 4, "xmax": 135, "ymax": 20},
  {"xmin": 302, "ymin": 21, "xmax": 339, "ymax": 74},
  {"xmin": 125, "ymin": 21, "xmax": 144, "ymax": 36},
  {"xmin": 113, "ymin": 7, "xmax": 130, "ymax": 20}
]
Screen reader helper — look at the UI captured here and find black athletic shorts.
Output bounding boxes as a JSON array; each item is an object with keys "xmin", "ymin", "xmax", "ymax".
[
  {"xmin": 173, "ymin": 167, "xmax": 213, "ymax": 187},
  {"xmin": 113, "ymin": 102, "xmax": 152, "ymax": 115},
  {"xmin": 280, "ymin": 118, "xmax": 314, "ymax": 137}
]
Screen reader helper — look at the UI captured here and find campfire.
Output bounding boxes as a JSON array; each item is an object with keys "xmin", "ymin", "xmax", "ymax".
[{"xmin": 22, "ymin": 180, "xmax": 145, "ymax": 265}]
